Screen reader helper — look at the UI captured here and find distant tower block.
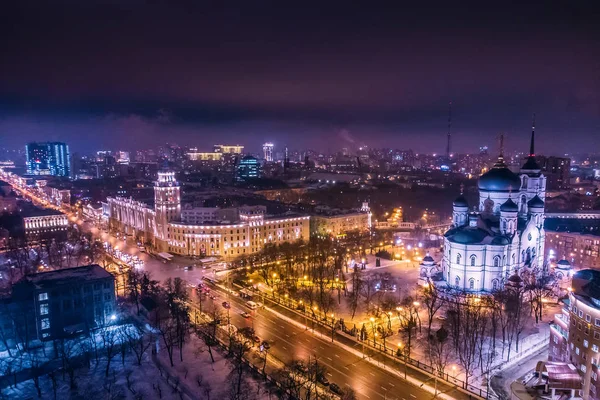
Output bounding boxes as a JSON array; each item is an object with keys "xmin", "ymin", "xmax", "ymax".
[{"xmin": 263, "ymin": 142, "xmax": 274, "ymax": 162}]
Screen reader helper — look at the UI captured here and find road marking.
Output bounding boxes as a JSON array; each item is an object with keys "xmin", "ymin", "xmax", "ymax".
[
  {"xmin": 282, "ymin": 346, "xmax": 287, "ymax": 350},
  {"xmin": 327, "ymin": 372, "xmax": 332, "ymax": 376},
  {"xmin": 326, "ymin": 357, "xmax": 332, "ymax": 361},
  {"xmin": 410, "ymin": 395, "xmax": 416, "ymax": 398},
  {"xmin": 285, "ymin": 334, "xmax": 290, "ymax": 338},
  {"xmin": 388, "ymin": 383, "xmax": 395, "ymax": 387},
  {"xmin": 369, "ymin": 372, "xmax": 375, "ymax": 377},
  {"xmin": 334, "ymin": 354, "xmax": 340, "ymax": 358},
  {"xmin": 320, "ymin": 346, "xmax": 325, "ymax": 350},
  {"xmin": 380, "ymin": 386, "xmax": 387, "ymax": 391},
  {"xmin": 343, "ymin": 366, "xmax": 349, "ymax": 370}
]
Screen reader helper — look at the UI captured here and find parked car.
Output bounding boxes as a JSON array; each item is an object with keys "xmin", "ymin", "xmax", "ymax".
[
  {"xmin": 329, "ymin": 383, "xmax": 343, "ymax": 395},
  {"xmin": 222, "ymin": 301, "xmax": 231, "ymax": 309},
  {"xmin": 261, "ymin": 341, "xmax": 271, "ymax": 350},
  {"xmin": 241, "ymin": 311, "xmax": 251, "ymax": 318},
  {"xmin": 318, "ymin": 375, "xmax": 330, "ymax": 386}
]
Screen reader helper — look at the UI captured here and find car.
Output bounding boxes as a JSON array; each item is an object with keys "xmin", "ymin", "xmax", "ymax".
[
  {"xmin": 318, "ymin": 375, "xmax": 330, "ymax": 386},
  {"xmin": 329, "ymin": 383, "xmax": 343, "ymax": 395},
  {"xmin": 209, "ymin": 295, "xmax": 217, "ymax": 300},
  {"xmin": 260, "ymin": 341, "xmax": 271, "ymax": 350},
  {"xmin": 222, "ymin": 301, "xmax": 231, "ymax": 309},
  {"xmin": 245, "ymin": 301, "xmax": 259, "ymax": 310},
  {"xmin": 184, "ymin": 265, "xmax": 192, "ymax": 271},
  {"xmin": 252, "ymin": 335, "xmax": 260, "ymax": 343},
  {"xmin": 241, "ymin": 311, "xmax": 251, "ymax": 318}
]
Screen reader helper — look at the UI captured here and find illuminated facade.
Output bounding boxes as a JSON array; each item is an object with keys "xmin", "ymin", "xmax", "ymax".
[
  {"xmin": 108, "ymin": 171, "xmax": 310, "ymax": 260},
  {"xmin": 311, "ymin": 210, "xmax": 371, "ymax": 238},
  {"xmin": 442, "ymin": 126, "xmax": 547, "ymax": 292},
  {"xmin": 263, "ymin": 142, "xmax": 274, "ymax": 162},
  {"xmin": 214, "ymin": 145, "xmax": 244, "ymax": 154},
  {"xmin": 23, "ymin": 211, "xmax": 69, "ymax": 242},
  {"xmin": 26, "ymin": 142, "xmax": 70, "ymax": 177},
  {"xmin": 549, "ymin": 270, "xmax": 600, "ymax": 399}
]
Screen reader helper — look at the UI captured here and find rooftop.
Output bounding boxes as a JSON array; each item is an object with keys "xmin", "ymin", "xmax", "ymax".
[
  {"xmin": 22, "ymin": 264, "xmax": 113, "ymax": 290},
  {"xmin": 21, "ymin": 207, "xmax": 64, "ymax": 218}
]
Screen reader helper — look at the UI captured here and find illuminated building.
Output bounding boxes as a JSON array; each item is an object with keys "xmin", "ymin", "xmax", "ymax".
[
  {"xmin": 236, "ymin": 155, "xmax": 261, "ymax": 181},
  {"xmin": 187, "ymin": 152, "xmax": 223, "ymax": 161},
  {"xmin": 26, "ymin": 142, "xmax": 70, "ymax": 177},
  {"xmin": 263, "ymin": 142, "xmax": 274, "ymax": 162},
  {"xmin": 3, "ymin": 265, "xmax": 116, "ymax": 347},
  {"xmin": 213, "ymin": 144, "xmax": 244, "ymax": 154},
  {"xmin": 22, "ymin": 208, "xmax": 69, "ymax": 243},
  {"xmin": 311, "ymin": 204, "xmax": 371, "ymax": 238},
  {"xmin": 442, "ymin": 125, "xmax": 546, "ymax": 292},
  {"xmin": 549, "ymin": 269, "xmax": 600, "ymax": 399},
  {"xmin": 107, "ymin": 170, "xmax": 310, "ymax": 260}
]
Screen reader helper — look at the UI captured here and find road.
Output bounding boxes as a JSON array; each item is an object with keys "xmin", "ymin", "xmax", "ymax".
[{"xmin": 203, "ymin": 283, "xmax": 472, "ymax": 400}]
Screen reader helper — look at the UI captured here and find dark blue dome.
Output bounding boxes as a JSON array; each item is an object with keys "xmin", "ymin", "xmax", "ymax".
[
  {"xmin": 491, "ymin": 236, "xmax": 510, "ymax": 245},
  {"xmin": 557, "ymin": 259, "xmax": 571, "ymax": 266},
  {"xmin": 527, "ymin": 195, "xmax": 544, "ymax": 208},
  {"xmin": 500, "ymin": 198, "xmax": 518, "ymax": 212},
  {"xmin": 448, "ymin": 228, "xmax": 488, "ymax": 244},
  {"xmin": 478, "ymin": 164, "xmax": 522, "ymax": 192},
  {"xmin": 422, "ymin": 255, "xmax": 434, "ymax": 262},
  {"xmin": 453, "ymin": 195, "xmax": 468, "ymax": 207}
]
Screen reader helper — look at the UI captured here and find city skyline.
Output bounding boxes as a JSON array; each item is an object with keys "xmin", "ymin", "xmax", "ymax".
[{"xmin": 1, "ymin": 2, "xmax": 598, "ymax": 154}]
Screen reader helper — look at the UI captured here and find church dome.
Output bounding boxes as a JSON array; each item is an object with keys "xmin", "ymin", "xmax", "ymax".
[
  {"xmin": 478, "ymin": 163, "xmax": 522, "ymax": 192},
  {"xmin": 422, "ymin": 255, "xmax": 435, "ymax": 263},
  {"xmin": 453, "ymin": 194, "xmax": 468, "ymax": 207},
  {"xmin": 507, "ymin": 273, "xmax": 523, "ymax": 286},
  {"xmin": 557, "ymin": 259, "xmax": 571, "ymax": 269},
  {"xmin": 527, "ymin": 195, "xmax": 544, "ymax": 209},
  {"xmin": 449, "ymin": 229, "xmax": 488, "ymax": 244},
  {"xmin": 491, "ymin": 236, "xmax": 510, "ymax": 245},
  {"xmin": 500, "ymin": 198, "xmax": 519, "ymax": 212}
]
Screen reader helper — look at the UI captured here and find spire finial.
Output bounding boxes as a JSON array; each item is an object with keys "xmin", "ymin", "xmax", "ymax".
[
  {"xmin": 446, "ymin": 101, "xmax": 452, "ymax": 159},
  {"xmin": 459, "ymin": 182, "xmax": 464, "ymax": 195},
  {"xmin": 529, "ymin": 113, "xmax": 536, "ymax": 157}
]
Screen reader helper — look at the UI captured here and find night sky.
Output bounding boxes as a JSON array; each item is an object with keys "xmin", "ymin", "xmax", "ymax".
[{"xmin": 1, "ymin": 1, "xmax": 599, "ymax": 154}]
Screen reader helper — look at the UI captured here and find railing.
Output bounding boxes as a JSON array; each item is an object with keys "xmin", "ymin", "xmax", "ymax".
[{"xmin": 250, "ymin": 286, "xmax": 488, "ymax": 399}]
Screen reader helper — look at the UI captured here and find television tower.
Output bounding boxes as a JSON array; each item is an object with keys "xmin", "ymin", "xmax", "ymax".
[{"xmin": 446, "ymin": 101, "xmax": 452, "ymax": 159}]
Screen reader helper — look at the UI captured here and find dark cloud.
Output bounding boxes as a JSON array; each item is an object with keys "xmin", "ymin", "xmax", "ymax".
[{"xmin": 0, "ymin": 1, "xmax": 599, "ymax": 153}]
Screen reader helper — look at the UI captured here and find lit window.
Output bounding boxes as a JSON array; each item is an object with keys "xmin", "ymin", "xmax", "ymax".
[
  {"xmin": 576, "ymin": 347, "xmax": 580, "ymax": 355},
  {"xmin": 39, "ymin": 292, "xmax": 48, "ymax": 301},
  {"xmin": 584, "ymin": 340, "xmax": 589, "ymax": 348},
  {"xmin": 581, "ymin": 365, "xmax": 587, "ymax": 373},
  {"xmin": 574, "ymin": 306, "xmax": 578, "ymax": 313},
  {"xmin": 593, "ymin": 345, "xmax": 599, "ymax": 353},
  {"xmin": 579, "ymin": 310, "xmax": 584, "ymax": 318},
  {"xmin": 587, "ymin": 314, "xmax": 592, "ymax": 322},
  {"xmin": 42, "ymin": 333, "xmax": 50, "ymax": 338},
  {"xmin": 553, "ymin": 336, "xmax": 559, "ymax": 344},
  {"xmin": 40, "ymin": 303, "xmax": 48, "ymax": 315},
  {"xmin": 41, "ymin": 318, "xmax": 50, "ymax": 330}
]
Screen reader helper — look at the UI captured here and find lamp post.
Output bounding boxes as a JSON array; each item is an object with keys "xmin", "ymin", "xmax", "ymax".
[
  {"xmin": 330, "ymin": 313, "xmax": 335, "ymax": 342},
  {"xmin": 397, "ymin": 342, "xmax": 407, "ymax": 379}
]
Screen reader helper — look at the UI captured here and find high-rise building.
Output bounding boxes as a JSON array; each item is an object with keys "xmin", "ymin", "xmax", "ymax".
[
  {"xmin": 263, "ymin": 142, "xmax": 274, "ymax": 162},
  {"xmin": 236, "ymin": 155, "xmax": 261, "ymax": 181},
  {"xmin": 26, "ymin": 142, "xmax": 70, "ymax": 177}
]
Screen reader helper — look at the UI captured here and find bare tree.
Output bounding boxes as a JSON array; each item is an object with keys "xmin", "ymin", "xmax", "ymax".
[{"xmin": 421, "ymin": 281, "xmax": 444, "ymax": 337}]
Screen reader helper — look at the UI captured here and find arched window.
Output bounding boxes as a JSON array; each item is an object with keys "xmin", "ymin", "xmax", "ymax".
[
  {"xmin": 455, "ymin": 276, "xmax": 460, "ymax": 287},
  {"xmin": 456, "ymin": 253, "xmax": 461, "ymax": 264},
  {"xmin": 469, "ymin": 278, "xmax": 475, "ymax": 290},
  {"xmin": 492, "ymin": 279, "xmax": 499, "ymax": 291},
  {"xmin": 512, "ymin": 253, "xmax": 516, "ymax": 265},
  {"xmin": 493, "ymin": 256, "xmax": 500, "ymax": 267},
  {"xmin": 502, "ymin": 255, "xmax": 507, "ymax": 266},
  {"xmin": 522, "ymin": 176, "xmax": 528, "ymax": 189},
  {"xmin": 502, "ymin": 221, "xmax": 507, "ymax": 231},
  {"xmin": 470, "ymin": 255, "xmax": 476, "ymax": 266}
]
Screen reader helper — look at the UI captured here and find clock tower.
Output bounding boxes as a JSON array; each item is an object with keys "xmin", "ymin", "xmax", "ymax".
[{"xmin": 154, "ymin": 171, "xmax": 181, "ymax": 245}]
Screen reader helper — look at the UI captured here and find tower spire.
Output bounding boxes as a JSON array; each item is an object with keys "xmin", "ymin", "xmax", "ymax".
[
  {"xmin": 529, "ymin": 113, "xmax": 536, "ymax": 157},
  {"xmin": 499, "ymin": 133, "xmax": 505, "ymax": 159},
  {"xmin": 446, "ymin": 101, "xmax": 452, "ymax": 159}
]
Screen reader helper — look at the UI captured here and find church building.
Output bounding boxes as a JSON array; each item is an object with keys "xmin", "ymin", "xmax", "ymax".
[{"xmin": 442, "ymin": 123, "xmax": 546, "ymax": 292}]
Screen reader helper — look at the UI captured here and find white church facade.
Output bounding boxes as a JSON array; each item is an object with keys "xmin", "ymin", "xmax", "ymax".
[{"xmin": 442, "ymin": 125, "xmax": 547, "ymax": 292}]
